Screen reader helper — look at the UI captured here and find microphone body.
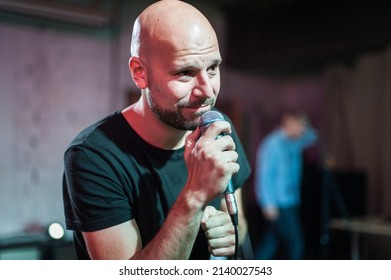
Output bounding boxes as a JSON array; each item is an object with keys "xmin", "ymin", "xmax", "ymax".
[{"xmin": 199, "ymin": 110, "xmax": 239, "ymax": 225}]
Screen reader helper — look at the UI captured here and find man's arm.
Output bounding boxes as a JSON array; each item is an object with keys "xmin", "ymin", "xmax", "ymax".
[
  {"xmin": 296, "ymin": 126, "xmax": 318, "ymax": 149},
  {"xmin": 82, "ymin": 189, "xmax": 205, "ymax": 259},
  {"xmin": 255, "ymin": 142, "xmax": 278, "ymax": 209},
  {"xmin": 83, "ymin": 189, "xmax": 246, "ymax": 260},
  {"xmin": 255, "ymin": 140, "xmax": 280, "ymax": 221}
]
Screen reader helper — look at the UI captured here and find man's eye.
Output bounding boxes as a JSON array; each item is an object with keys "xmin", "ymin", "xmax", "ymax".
[
  {"xmin": 177, "ymin": 70, "xmax": 195, "ymax": 76},
  {"xmin": 208, "ymin": 64, "xmax": 219, "ymax": 73}
]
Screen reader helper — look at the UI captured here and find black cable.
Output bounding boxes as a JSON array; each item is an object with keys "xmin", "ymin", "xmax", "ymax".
[{"xmin": 233, "ymin": 223, "xmax": 239, "ymax": 260}]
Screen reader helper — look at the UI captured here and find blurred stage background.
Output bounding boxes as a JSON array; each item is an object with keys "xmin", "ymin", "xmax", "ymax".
[{"xmin": 1, "ymin": 0, "xmax": 391, "ymax": 260}]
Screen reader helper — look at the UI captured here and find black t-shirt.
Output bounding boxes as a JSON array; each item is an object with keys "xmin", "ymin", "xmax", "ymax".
[{"xmin": 63, "ymin": 111, "xmax": 251, "ymax": 259}]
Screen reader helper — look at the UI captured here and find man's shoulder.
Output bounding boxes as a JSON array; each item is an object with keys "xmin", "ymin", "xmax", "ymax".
[
  {"xmin": 259, "ymin": 130, "xmax": 286, "ymax": 154},
  {"xmin": 263, "ymin": 129, "xmax": 282, "ymax": 144},
  {"xmin": 66, "ymin": 111, "xmax": 123, "ymax": 151}
]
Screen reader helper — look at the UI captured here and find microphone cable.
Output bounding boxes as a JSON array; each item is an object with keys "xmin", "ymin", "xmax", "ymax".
[
  {"xmin": 225, "ymin": 190, "xmax": 239, "ymax": 260},
  {"xmin": 233, "ymin": 222, "xmax": 239, "ymax": 260}
]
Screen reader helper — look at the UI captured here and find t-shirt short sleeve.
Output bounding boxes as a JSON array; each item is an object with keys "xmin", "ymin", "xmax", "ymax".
[{"xmin": 63, "ymin": 145, "xmax": 133, "ymax": 232}]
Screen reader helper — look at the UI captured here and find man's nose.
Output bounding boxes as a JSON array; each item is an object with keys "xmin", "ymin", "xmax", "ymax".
[{"xmin": 192, "ymin": 71, "xmax": 213, "ymax": 97}]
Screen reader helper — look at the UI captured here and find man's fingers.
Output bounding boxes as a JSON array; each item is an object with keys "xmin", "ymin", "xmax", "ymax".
[{"xmin": 201, "ymin": 206, "xmax": 218, "ymax": 225}]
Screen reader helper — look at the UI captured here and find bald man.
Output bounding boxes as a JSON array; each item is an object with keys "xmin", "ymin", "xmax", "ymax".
[{"xmin": 63, "ymin": 0, "xmax": 251, "ymax": 260}]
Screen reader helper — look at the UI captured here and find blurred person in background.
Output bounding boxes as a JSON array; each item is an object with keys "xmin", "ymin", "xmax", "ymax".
[{"xmin": 254, "ymin": 110, "xmax": 318, "ymax": 259}]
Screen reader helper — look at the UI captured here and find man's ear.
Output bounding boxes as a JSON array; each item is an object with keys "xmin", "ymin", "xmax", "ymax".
[{"xmin": 129, "ymin": 57, "xmax": 147, "ymax": 89}]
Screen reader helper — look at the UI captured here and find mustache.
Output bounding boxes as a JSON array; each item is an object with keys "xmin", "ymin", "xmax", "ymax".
[{"xmin": 180, "ymin": 97, "xmax": 215, "ymax": 108}]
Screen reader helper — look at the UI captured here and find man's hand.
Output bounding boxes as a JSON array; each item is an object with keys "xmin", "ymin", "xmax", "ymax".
[
  {"xmin": 201, "ymin": 206, "xmax": 235, "ymax": 257},
  {"xmin": 183, "ymin": 122, "xmax": 239, "ymax": 206},
  {"xmin": 262, "ymin": 207, "xmax": 279, "ymax": 221}
]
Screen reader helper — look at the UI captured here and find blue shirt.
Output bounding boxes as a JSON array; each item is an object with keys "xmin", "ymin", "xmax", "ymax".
[{"xmin": 255, "ymin": 127, "xmax": 317, "ymax": 209}]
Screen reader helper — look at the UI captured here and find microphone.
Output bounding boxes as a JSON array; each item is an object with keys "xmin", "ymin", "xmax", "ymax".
[{"xmin": 199, "ymin": 110, "xmax": 239, "ymax": 226}]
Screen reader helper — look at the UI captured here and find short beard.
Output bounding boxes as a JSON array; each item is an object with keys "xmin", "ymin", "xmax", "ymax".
[{"xmin": 146, "ymin": 92, "xmax": 215, "ymax": 131}]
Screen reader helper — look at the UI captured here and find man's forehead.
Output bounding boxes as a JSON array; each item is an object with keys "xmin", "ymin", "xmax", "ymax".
[{"xmin": 171, "ymin": 51, "xmax": 222, "ymax": 68}]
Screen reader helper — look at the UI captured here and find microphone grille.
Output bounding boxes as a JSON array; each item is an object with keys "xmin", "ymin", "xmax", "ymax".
[{"xmin": 199, "ymin": 110, "xmax": 225, "ymax": 134}]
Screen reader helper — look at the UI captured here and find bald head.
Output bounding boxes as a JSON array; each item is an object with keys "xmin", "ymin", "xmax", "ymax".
[{"xmin": 130, "ymin": 0, "xmax": 219, "ymax": 59}]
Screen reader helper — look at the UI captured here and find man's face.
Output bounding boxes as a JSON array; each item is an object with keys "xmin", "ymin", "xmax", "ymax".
[
  {"xmin": 289, "ymin": 118, "xmax": 307, "ymax": 139},
  {"xmin": 142, "ymin": 29, "xmax": 222, "ymax": 130}
]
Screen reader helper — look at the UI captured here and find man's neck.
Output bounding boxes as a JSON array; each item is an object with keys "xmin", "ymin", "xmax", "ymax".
[
  {"xmin": 281, "ymin": 126, "xmax": 293, "ymax": 139},
  {"xmin": 121, "ymin": 101, "xmax": 190, "ymax": 150}
]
